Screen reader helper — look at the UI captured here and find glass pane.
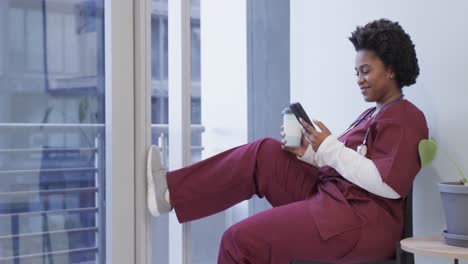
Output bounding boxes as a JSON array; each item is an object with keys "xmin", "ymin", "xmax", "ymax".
[
  {"xmin": 189, "ymin": 2, "xmax": 220, "ymax": 263},
  {"xmin": 188, "ymin": 0, "xmax": 248, "ymax": 264},
  {"xmin": 150, "ymin": 0, "xmax": 206, "ymax": 262},
  {"xmin": 150, "ymin": 0, "xmax": 249, "ymax": 263},
  {"xmin": 0, "ymin": 1, "xmax": 105, "ymax": 263}
]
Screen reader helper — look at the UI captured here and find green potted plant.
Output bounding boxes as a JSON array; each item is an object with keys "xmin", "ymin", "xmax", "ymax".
[{"xmin": 419, "ymin": 138, "xmax": 468, "ymax": 247}]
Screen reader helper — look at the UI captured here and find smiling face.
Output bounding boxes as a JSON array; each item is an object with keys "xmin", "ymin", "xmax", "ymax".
[{"xmin": 355, "ymin": 49, "xmax": 402, "ymax": 106}]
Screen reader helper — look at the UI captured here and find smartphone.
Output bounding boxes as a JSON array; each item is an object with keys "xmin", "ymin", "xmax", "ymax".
[{"xmin": 289, "ymin": 102, "xmax": 315, "ymax": 129}]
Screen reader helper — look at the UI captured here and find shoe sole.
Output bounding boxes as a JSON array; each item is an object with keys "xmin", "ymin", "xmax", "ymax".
[{"xmin": 147, "ymin": 145, "xmax": 160, "ymax": 217}]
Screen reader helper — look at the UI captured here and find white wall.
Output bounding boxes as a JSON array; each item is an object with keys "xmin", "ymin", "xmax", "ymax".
[{"xmin": 291, "ymin": 1, "xmax": 468, "ymax": 263}]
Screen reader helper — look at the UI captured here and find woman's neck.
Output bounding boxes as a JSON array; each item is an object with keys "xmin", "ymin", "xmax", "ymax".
[{"xmin": 375, "ymin": 92, "xmax": 403, "ymax": 111}]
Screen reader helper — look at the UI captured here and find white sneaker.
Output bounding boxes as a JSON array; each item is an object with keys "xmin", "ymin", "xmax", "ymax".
[{"xmin": 147, "ymin": 145, "xmax": 172, "ymax": 217}]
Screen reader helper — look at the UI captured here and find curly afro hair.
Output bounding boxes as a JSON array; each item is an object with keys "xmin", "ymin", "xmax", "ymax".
[{"xmin": 349, "ymin": 19, "xmax": 419, "ymax": 88}]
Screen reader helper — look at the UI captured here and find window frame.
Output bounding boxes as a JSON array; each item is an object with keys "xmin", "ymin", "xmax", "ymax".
[{"xmin": 104, "ymin": 0, "xmax": 136, "ymax": 263}]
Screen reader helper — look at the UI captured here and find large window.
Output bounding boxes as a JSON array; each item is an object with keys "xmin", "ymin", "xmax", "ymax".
[
  {"xmin": 1, "ymin": 0, "xmax": 255, "ymax": 263},
  {"xmin": 0, "ymin": 1, "xmax": 106, "ymax": 263}
]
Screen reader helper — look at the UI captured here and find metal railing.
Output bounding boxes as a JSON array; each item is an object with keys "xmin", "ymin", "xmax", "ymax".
[
  {"xmin": 0, "ymin": 144, "xmax": 102, "ymax": 262},
  {"xmin": 0, "ymin": 123, "xmax": 206, "ymax": 262},
  {"xmin": 0, "ymin": 247, "xmax": 99, "ymax": 262},
  {"xmin": 0, "ymin": 207, "xmax": 99, "ymax": 218}
]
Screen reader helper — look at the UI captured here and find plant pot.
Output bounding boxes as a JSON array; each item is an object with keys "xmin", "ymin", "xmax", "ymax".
[{"xmin": 438, "ymin": 182, "xmax": 468, "ymax": 247}]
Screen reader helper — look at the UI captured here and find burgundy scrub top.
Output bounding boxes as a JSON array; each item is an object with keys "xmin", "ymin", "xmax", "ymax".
[{"xmin": 309, "ymin": 99, "xmax": 428, "ymax": 261}]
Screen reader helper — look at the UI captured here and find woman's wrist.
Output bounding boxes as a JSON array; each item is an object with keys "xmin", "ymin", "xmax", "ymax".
[{"xmin": 298, "ymin": 144, "xmax": 312, "ymax": 158}]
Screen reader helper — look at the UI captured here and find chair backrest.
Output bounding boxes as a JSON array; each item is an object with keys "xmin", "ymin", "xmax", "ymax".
[
  {"xmin": 398, "ymin": 188, "xmax": 414, "ymax": 264},
  {"xmin": 402, "ymin": 188, "xmax": 413, "ymax": 239}
]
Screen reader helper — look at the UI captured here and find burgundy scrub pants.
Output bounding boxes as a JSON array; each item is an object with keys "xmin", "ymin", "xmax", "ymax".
[{"xmin": 166, "ymin": 138, "xmax": 360, "ymax": 264}]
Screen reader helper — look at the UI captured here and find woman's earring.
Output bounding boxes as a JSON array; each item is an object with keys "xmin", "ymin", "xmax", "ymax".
[{"xmin": 390, "ymin": 74, "xmax": 394, "ymax": 79}]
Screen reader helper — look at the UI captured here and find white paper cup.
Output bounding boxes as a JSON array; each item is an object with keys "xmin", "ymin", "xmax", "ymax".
[{"xmin": 283, "ymin": 111, "xmax": 302, "ymax": 147}]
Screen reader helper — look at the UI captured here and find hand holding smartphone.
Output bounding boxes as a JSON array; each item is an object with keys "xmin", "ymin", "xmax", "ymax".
[{"xmin": 289, "ymin": 102, "xmax": 314, "ymax": 130}]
